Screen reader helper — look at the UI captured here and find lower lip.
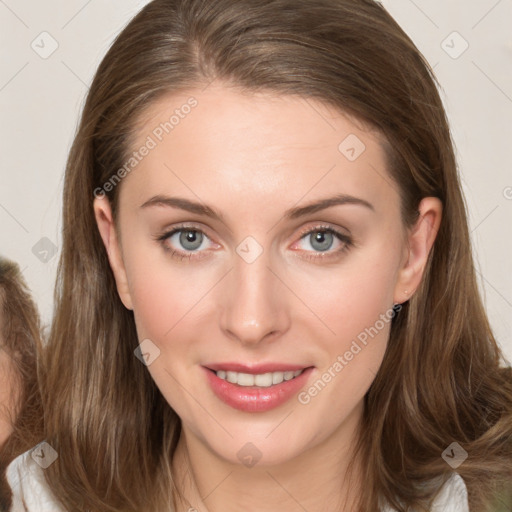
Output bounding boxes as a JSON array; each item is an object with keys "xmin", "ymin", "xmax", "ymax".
[{"xmin": 203, "ymin": 366, "xmax": 314, "ymax": 412}]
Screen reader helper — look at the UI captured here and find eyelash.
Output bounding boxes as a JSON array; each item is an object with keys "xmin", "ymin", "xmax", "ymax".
[{"xmin": 155, "ymin": 223, "xmax": 353, "ymax": 262}]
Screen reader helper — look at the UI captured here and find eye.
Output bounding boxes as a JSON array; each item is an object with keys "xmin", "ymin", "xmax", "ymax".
[
  {"xmin": 293, "ymin": 225, "xmax": 353, "ymax": 261},
  {"xmin": 156, "ymin": 225, "xmax": 215, "ymax": 261}
]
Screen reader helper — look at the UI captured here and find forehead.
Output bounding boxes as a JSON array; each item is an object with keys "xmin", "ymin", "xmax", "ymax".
[{"xmin": 123, "ymin": 84, "xmax": 400, "ymax": 217}]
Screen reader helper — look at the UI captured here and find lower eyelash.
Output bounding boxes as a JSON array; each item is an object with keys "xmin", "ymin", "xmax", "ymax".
[{"xmin": 166, "ymin": 248, "xmax": 196, "ymax": 261}]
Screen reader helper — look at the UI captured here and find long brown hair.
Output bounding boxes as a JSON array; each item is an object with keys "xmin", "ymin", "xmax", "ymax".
[
  {"xmin": 41, "ymin": 0, "xmax": 512, "ymax": 510},
  {"xmin": 0, "ymin": 258, "xmax": 45, "ymax": 510}
]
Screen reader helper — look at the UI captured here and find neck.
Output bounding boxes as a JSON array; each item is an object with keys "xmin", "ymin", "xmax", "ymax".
[{"xmin": 171, "ymin": 403, "xmax": 365, "ymax": 512}]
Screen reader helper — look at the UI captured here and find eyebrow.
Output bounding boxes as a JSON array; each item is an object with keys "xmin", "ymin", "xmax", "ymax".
[{"xmin": 140, "ymin": 193, "xmax": 375, "ymax": 221}]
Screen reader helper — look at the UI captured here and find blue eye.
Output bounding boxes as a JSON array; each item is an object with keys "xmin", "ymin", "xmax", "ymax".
[
  {"xmin": 174, "ymin": 229, "xmax": 204, "ymax": 251},
  {"xmin": 295, "ymin": 226, "xmax": 353, "ymax": 261},
  {"xmin": 157, "ymin": 227, "xmax": 212, "ymax": 260},
  {"xmin": 305, "ymin": 230, "xmax": 335, "ymax": 252}
]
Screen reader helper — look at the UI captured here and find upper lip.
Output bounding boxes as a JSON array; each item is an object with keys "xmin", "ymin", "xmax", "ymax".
[{"xmin": 204, "ymin": 362, "xmax": 312, "ymax": 374}]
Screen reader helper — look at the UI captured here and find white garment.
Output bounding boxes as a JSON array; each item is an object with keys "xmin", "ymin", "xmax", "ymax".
[
  {"xmin": 6, "ymin": 448, "xmax": 469, "ymax": 511},
  {"xmin": 381, "ymin": 472, "xmax": 469, "ymax": 512},
  {"xmin": 6, "ymin": 450, "xmax": 65, "ymax": 511}
]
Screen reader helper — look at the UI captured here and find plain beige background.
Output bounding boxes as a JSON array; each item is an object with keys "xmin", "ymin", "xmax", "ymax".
[{"xmin": 0, "ymin": 0, "xmax": 511, "ymax": 360}]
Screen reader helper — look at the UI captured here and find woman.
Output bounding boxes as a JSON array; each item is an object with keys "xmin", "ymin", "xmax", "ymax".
[
  {"xmin": 0, "ymin": 258, "xmax": 44, "ymax": 511},
  {"xmin": 6, "ymin": 0, "xmax": 512, "ymax": 510}
]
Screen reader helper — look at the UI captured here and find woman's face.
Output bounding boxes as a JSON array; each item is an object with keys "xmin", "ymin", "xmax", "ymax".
[{"xmin": 95, "ymin": 84, "xmax": 439, "ymax": 467}]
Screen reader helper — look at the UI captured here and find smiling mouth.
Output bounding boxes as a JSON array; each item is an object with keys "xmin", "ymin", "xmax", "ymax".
[
  {"xmin": 209, "ymin": 368, "xmax": 306, "ymax": 387},
  {"xmin": 204, "ymin": 366, "xmax": 314, "ymax": 412}
]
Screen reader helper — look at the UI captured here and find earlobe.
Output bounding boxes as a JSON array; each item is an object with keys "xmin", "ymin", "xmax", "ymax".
[
  {"xmin": 93, "ymin": 196, "xmax": 134, "ymax": 310},
  {"xmin": 393, "ymin": 197, "xmax": 443, "ymax": 305}
]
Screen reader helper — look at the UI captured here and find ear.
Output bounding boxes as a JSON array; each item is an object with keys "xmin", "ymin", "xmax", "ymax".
[
  {"xmin": 93, "ymin": 196, "xmax": 133, "ymax": 310},
  {"xmin": 393, "ymin": 197, "xmax": 442, "ymax": 304}
]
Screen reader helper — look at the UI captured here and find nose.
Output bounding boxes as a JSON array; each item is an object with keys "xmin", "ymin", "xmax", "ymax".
[{"xmin": 219, "ymin": 249, "xmax": 290, "ymax": 347}]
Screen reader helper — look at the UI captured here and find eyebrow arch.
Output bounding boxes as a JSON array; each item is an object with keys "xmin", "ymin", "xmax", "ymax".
[
  {"xmin": 285, "ymin": 193, "xmax": 374, "ymax": 219},
  {"xmin": 140, "ymin": 193, "xmax": 374, "ymax": 221}
]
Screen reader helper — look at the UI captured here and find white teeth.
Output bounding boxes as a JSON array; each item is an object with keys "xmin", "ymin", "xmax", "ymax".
[
  {"xmin": 215, "ymin": 369, "xmax": 305, "ymax": 387},
  {"xmin": 238, "ymin": 373, "xmax": 256, "ymax": 386},
  {"xmin": 272, "ymin": 372, "xmax": 283, "ymax": 385},
  {"xmin": 226, "ymin": 371, "xmax": 238, "ymax": 384}
]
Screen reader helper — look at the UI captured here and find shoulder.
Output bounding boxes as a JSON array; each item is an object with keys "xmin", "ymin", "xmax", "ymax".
[
  {"xmin": 5, "ymin": 446, "xmax": 66, "ymax": 512},
  {"xmin": 381, "ymin": 473, "xmax": 469, "ymax": 512}
]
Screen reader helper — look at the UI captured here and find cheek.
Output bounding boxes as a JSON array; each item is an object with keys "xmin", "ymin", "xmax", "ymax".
[
  {"xmin": 330, "ymin": 263, "xmax": 396, "ymax": 341},
  {"xmin": 293, "ymin": 246, "xmax": 399, "ymax": 344},
  {"xmin": 293, "ymin": 258, "xmax": 397, "ymax": 423},
  {"xmin": 288, "ymin": 245, "xmax": 400, "ymax": 409},
  {"xmin": 123, "ymin": 239, "xmax": 209, "ymax": 341},
  {"xmin": 126, "ymin": 258, "xmax": 206, "ymax": 412}
]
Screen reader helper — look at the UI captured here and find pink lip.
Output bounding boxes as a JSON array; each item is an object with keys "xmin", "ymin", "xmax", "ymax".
[
  {"xmin": 203, "ymin": 366, "xmax": 314, "ymax": 413},
  {"xmin": 204, "ymin": 362, "xmax": 308, "ymax": 374}
]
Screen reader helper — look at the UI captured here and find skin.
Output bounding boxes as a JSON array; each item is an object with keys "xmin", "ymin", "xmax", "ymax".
[
  {"xmin": 94, "ymin": 84, "xmax": 442, "ymax": 512},
  {"xmin": 0, "ymin": 308, "xmax": 17, "ymax": 447}
]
